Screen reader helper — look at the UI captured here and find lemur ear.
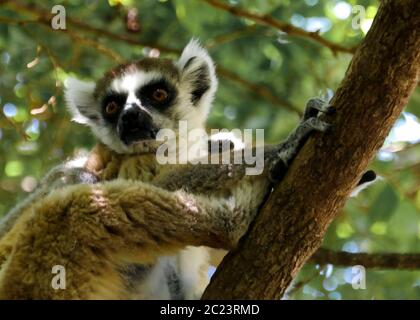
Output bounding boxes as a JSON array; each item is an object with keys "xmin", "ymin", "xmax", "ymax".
[
  {"xmin": 177, "ymin": 39, "xmax": 218, "ymax": 109},
  {"xmin": 64, "ymin": 77, "xmax": 99, "ymax": 125}
]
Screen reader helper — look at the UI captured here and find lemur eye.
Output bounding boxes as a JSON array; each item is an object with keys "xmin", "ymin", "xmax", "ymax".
[
  {"xmin": 105, "ymin": 102, "xmax": 119, "ymax": 115},
  {"xmin": 152, "ymin": 88, "xmax": 168, "ymax": 102}
]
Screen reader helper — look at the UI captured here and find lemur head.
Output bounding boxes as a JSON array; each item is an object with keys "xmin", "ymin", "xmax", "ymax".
[{"xmin": 65, "ymin": 39, "xmax": 217, "ymax": 154}]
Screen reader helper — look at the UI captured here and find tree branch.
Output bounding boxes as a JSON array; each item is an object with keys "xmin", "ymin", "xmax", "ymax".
[
  {"xmin": 3, "ymin": 0, "xmax": 179, "ymax": 54},
  {"xmin": 203, "ymin": 0, "xmax": 420, "ymax": 299},
  {"xmin": 310, "ymin": 249, "xmax": 420, "ymax": 270},
  {"xmin": 0, "ymin": 114, "xmax": 30, "ymax": 141},
  {"xmin": 217, "ymin": 67, "xmax": 302, "ymax": 115},
  {"xmin": 203, "ymin": 0, "xmax": 356, "ymax": 55},
  {"xmin": 2, "ymin": 0, "xmax": 301, "ymax": 115}
]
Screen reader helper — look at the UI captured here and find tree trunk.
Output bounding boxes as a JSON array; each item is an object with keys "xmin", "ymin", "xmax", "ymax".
[{"xmin": 202, "ymin": 0, "xmax": 420, "ymax": 299}]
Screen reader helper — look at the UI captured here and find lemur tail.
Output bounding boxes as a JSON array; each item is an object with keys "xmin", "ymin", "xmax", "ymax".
[{"xmin": 351, "ymin": 170, "xmax": 378, "ymax": 197}]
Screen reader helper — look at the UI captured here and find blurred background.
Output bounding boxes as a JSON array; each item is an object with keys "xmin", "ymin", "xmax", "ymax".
[{"xmin": 0, "ymin": 0, "xmax": 419, "ymax": 299}]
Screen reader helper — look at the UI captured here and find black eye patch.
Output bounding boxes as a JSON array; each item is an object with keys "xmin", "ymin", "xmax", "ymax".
[
  {"xmin": 101, "ymin": 92, "xmax": 127, "ymax": 123},
  {"xmin": 137, "ymin": 79, "xmax": 177, "ymax": 111}
]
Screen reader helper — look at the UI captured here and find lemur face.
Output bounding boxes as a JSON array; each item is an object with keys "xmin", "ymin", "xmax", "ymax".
[
  {"xmin": 65, "ymin": 40, "xmax": 217, "ymax": 154},
  {"xmin": 96, "ymin": 59, "xmax": 180, "ymax": 148}
]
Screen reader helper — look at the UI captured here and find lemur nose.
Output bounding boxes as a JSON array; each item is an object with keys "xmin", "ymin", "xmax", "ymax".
[
  {"xmin": 120, "ymin": 106, "xmax": 153, "ymax": 133},
  {"xmin": 121, "ymin": 107, "xmax": 140, "ymax": 130}
]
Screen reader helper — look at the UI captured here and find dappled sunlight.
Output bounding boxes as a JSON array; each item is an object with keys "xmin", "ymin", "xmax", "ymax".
[{"xmin": 0, "ymin": 0, "xmax": 419, "ymax": 300}]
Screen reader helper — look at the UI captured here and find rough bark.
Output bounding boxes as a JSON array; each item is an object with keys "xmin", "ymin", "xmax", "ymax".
[{"xmin": 202, "ymin": 0, "xmax": 420, "ymax": 299}]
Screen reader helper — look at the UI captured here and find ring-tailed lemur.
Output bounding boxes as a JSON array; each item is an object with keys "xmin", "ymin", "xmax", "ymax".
[{"xmin": 0, "ymin": 40, "xmax": 375, "ymax": 299}]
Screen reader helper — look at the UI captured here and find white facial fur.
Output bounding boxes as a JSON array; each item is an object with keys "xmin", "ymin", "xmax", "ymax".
[
  {"xmin": 176, "ymin": 39, "xmax": 218, "ymax": 126},
  {"xmin": 64, "ymin": 39, "xmax": 218, "ymax": 154}
]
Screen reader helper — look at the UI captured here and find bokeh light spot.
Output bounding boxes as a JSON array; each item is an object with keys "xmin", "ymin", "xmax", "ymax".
[
  {"xmin": 21, "ymin": 176, "xmax": 38, "ymax": 192},
  {"xmin": 3, "ymin": 103, "xmax": 17, "ymax": 117},
  {"xmin": 333, "ymin": 2, "xmax": 352, "ymax": 20},
  {"xmin": 5, "ymin": 160, "xmax": 24, "ymax": 177}
]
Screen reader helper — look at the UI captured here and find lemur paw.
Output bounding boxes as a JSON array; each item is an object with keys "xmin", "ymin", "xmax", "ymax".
[
  {"xmin": 325, "ymin": 106, "xmax": 336, "ymax": 115},
  {"xmin": 306, "ymin": 97, "xmax": 329, "ymax": 110},
  {"xmin": 304, "ymin": 97, "xmax": 335, "ymax": 120},
  {"xmin": 306, "ymin": 117, "xmax": 332, "ymax": 133}
]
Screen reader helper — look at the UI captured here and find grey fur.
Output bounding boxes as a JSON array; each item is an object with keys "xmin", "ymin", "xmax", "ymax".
[
  {"xmin": 1, "ymin": 38, "xmax": 376, "ymax": 300},
  {"xmin": 119, "ymin": 264, "xmax": 152, "ymax": 291},
  {"xmin": 0, "ymin": 160, "xmax": 97, "ymax": 240},
  {"xmin": 165, "ymin": 263, "xmax": 184, "ymax": 300},
  {"xmin": 0, "ymin": 97, "xmax": 335, "ymax": 300}
]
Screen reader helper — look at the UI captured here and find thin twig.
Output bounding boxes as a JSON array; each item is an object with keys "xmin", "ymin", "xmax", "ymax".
[
  {"xmin": 203, "ymin": 0, "xmax": 356, "ymax": 55},
  {"xmin": 65, "ymin": 30, "xmax": 124, "ymax": 63},
  {"xmin": 0, "ymin": 114, "xmax": 30, "ymax": 141},
  {"xmin": 206, "ymin": 25, "xmax": 259, "ymax": 49},
  {"xmin": 2, "ymin": 0, "xmax": 301, "ymax": 115},
  {"xmin": 3, "ymin": 0, "xmax": 180, "ymax": 54},
  {"xmin": 285, "ymin": 268, "xmax": 322, "ymax": 297},
  {"xmin": 218, "ymin": 67, "xmax": 302, "ymax": 115},
  {"xmin": 311, "ymin": 248, "xmax": 420, "ymax": 270}
]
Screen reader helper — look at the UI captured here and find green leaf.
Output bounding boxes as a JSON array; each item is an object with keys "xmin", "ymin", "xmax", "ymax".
[{"xmin": 368, "ymin": 184, "xmax": 399, "ymax": 221}]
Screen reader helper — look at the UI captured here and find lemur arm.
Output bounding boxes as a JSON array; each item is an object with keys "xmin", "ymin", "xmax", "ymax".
[
  {"xmin": 0, "ymin": 179, "xmax": 246, "ymax": 299},
  {"xmin": 0, "ymin": 181, "xmax": 237, "ymax": 274},
  {"xmin": 0, "ymin": 99, "xmax": 333, "ymax": 285},
  {"xmin": 1, "ymin": 97, "xmax": 333, "ymax": 248},
  {"xmin": 152, "ymin": 98, "xmax": 373, "ymax": 198},
  {"xmin": 152, "ymin": 119, "xmax": 332, "ymax": 192},
  {"xmin": 0, "ymin": 98, "xmax": 378, "ymax": 299}
]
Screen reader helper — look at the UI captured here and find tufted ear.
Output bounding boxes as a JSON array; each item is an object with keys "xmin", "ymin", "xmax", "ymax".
[
  {"xmin": 177, "ymin": 39, "xmax": 218, "ymax": 111},
  {"xmin": 64, "ymin": 77, "xmax": 100, "ymax": 125}
]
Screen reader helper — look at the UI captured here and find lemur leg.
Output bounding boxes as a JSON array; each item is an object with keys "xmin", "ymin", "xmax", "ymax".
[
  {"xmin": 283, "ymin": 117, "xmax": 331, "ymax": 151},
  {"xmin": 156, "ymin": 110, "xmax": 333, "ymax": 188},
  {"xmin": 268, "ymin": 115, "xmax": 332, "ymax": 181},
  {"xmin": 272, "ymin": 98, "xmax": 377, "ymax": 188},
  {"xmin": 278, "ymin": 98, "xmax": 335, "ymax": 166},
  {"xmin": 303, "ymin": 98, "xmax": 377, "ymax": 189}
]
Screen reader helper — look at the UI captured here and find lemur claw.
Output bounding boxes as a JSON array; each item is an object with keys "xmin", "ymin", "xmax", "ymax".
[
  {"xmin": 325, "ymin": 106, "xmax": 336, "ymax": 115},
  {"xmin": 324, "ymin": 122, "xmax": 333, "ymax": 133},
  {"xmin": 306, "ymin": 117, "xmax": 332, "ymax": 133},
  {"xmin": 304, "ymin": 98, "xmax": 335, "ymax": 120},
  {"xmin": 316, "ymin": 121, "xmax": 332, "ymax": 133}
]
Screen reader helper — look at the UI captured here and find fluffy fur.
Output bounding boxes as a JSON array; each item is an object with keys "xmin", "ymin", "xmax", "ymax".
[
  {"xmin": 65, "ymin": 39, "xmax": 217, "ymax": 155},
  {"xmin": 0, "ymin": 40, "xmax": 224, "ymax": 300},
  {"xmin": 0, "ymin": 41, "xmax": 375, "ymax": 300},
  {"xmin": 0, "ymin": 149, "xmax": 270, "ymax": 299}
]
